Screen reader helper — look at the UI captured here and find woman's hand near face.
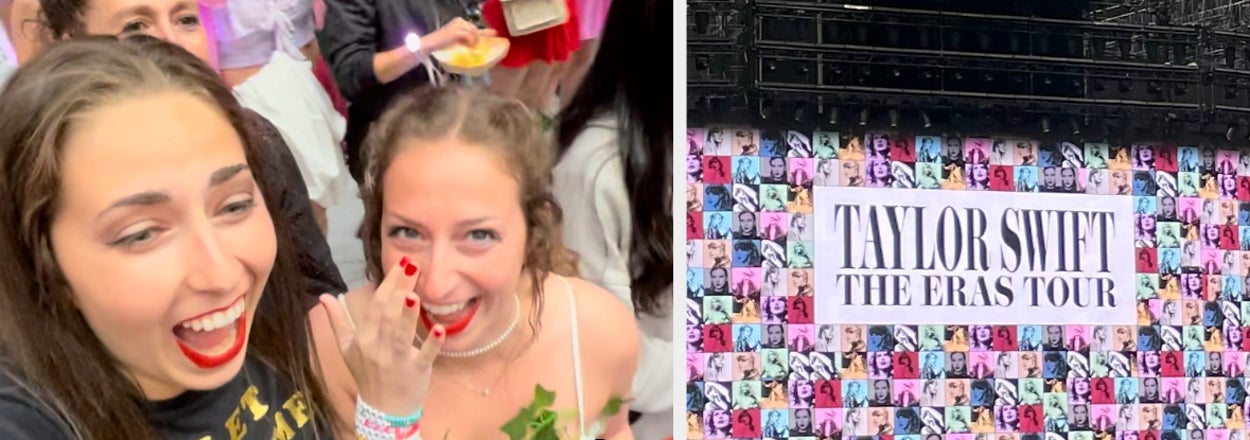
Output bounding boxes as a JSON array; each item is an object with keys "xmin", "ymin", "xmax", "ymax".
[
  {"xmin": 318, "ymin": 258, "xmax": 444, "ymax": 418},
  {"xmin": 421, "ymin": 17, "xmax": 496, "ymax": 52}
]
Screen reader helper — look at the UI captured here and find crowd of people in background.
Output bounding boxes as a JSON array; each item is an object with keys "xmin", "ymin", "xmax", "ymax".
[{"xmin": 0, "ymin": 0, "xmax": 672, "ymax": 438}]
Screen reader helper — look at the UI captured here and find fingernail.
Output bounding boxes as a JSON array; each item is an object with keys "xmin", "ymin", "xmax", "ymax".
[
  {"xmin": 405, "ymin": 296, "xmax": 417, "ymax": 308},
  {"xmin": 399, "ymin": 257, "xmax": 410, "ymax": 268},
  {"xmin": 433, "ymin": 326, "xmax": 444, "ymax": 338},
  {"xmin": 404, "ymin": 263, "xmax": 417, "ymax": 277}
]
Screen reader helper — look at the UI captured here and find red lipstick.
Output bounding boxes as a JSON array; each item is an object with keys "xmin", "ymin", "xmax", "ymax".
[
  {"xmin": 176, "ymin": 314, "xmax": 247, "ymax": 369},
  {"xmin": 419, "ymin": 300, "xmax": 480, "ymax": 337}
]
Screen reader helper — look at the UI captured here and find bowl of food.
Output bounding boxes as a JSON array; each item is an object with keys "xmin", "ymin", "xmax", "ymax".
[{"xmin": 432, "ymin": 37, "xmax": 510, "ymax": 77}]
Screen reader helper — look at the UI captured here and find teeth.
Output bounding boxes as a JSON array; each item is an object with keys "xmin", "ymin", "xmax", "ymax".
[
  {"xmin": 180, "ymin": 300, "xmax": 245, "ymax": 332},
  {"xmin": 423, "ymin": 301, "xmax": 468, "ymax": 316}
]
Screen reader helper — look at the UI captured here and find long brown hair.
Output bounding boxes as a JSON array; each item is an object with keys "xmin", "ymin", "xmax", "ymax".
[
  {"xmin": 357, "ymin": 85, "xmax": 577, "ymax": 331},
  {"xmin": 0, "ymin": 36, "xmax": 337, "ymax": 439},
  {"xmin": 557, "ymin": 0, "xmax": 672, "ymax": 315}
]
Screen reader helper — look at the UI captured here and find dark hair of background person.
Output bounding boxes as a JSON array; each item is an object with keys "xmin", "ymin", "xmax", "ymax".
[
  {"xmin": 32, "ymin": 0, "xmax": 88, "ymax": 39},
  {"xmin": 0, "ymin": 36, "xmax": 339, "ymax": 438},
  {"xmin": 557, "ymin": 0, "xmax": 673, "ymax": 315}
]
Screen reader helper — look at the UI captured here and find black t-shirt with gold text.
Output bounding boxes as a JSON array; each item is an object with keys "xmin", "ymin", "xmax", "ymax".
[{"xmin": 0, "ymin": 356, "xmax": 332, "ymax": 439}]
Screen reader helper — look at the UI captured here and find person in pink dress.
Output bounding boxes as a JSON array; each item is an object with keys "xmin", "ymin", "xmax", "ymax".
[{"xmin": 481, "ymin": 0, "xmax": 581, "ymax": 116}]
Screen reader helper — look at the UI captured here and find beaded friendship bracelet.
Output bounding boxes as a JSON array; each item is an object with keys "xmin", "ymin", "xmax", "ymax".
[{"xmin": 356, "ymin": 397, "xmax": 423, "ymax": 440}]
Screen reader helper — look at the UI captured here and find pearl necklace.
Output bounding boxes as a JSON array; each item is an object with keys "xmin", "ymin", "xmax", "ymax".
[{"xmin": 416, "ymin": 294, "xmax": 520, "ymax": 359}]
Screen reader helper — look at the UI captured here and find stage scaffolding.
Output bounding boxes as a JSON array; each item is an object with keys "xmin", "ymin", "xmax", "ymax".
[
  {"xmin": 1094, "ymin": 0, "xmax": 1250, "ymax": 31},
  {"xmin": 688, "ymin": 0, "xmax": 1250, "ymax": 139}
]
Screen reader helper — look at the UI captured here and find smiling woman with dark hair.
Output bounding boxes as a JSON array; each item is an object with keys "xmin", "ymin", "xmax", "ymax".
[
  {"xmin": 0, "ymin": 36, "xmax": 318, "ymax": 439},
  {"xmin": 0, "ymin": 35, "xmax": 460, "ymax": 439},
  {"xmin": 34, "ymin": 0, "xmax": 348, "ymax": 299}
]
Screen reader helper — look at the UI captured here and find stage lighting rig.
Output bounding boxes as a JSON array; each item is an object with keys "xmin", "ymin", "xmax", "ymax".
[
  {"xmin": 689, "ymin": 0, "xmax": 1250, "ymax": 138},
  {"xmin": 1097, "ymin": 0, "xmax": 1250, "ymax": 33},
  {"xmin": 688, "ymin": 0, "xmax": 754, "ymax": 121},
  {"xmin": 837, "ymin": 0, "xmax": 1096, "ymax": 20}
]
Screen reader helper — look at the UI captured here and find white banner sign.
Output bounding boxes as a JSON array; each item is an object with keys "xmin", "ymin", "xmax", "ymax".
[{"xmin": 813, "ymin": 187, "xmax": 1136, "ymax": 325}]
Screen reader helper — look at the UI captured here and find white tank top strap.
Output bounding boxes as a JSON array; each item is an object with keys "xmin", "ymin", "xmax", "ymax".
[
  {"xmin": 561, "ymin": 275, "xmax": 587, "ymax": 437},
  {"xmin": 336, "ymin": 293, "xmax": 356, "ymax": 330}
]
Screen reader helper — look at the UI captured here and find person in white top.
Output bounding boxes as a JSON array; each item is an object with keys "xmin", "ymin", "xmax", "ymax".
[
  {"xmin": 0, "ymin": 63, "xmax": 13, "ymax": 87},
  {"xmin": 554, "ymin": 0, "xmax": 673, "ymax": 438},
  {"xmin": 206, "ymin": 0, "xmax": 349, "ymax": 234},
  {"xmin": 0, "ymin": 12, "xmax": 13, "ymax": 86},
  {"xmin": 0, "ymin": 1, "xmax": 15, "ymax": 65}
]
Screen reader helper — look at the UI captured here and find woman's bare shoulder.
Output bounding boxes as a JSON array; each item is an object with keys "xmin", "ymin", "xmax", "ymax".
[
  {"xmin": 563, "ymin": 276, "xmax": 631, "ymax": 318},
  {"xmin": 341, "ymin": 284, "xmax": 374, "ymax": 319},
  {"xmin": 562, "ymin": 276, "xmax": 640, "ymax": 361}
]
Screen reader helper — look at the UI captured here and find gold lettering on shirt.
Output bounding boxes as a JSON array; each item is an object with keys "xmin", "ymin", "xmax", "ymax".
[
  {"xmin": 272, "ymin": 412, "xmax": 295, "ymax": 440},
  {"xmin": 221, "ymin": 388, "xmax": 311, "ymax": 438},
  {"xmin": 282, "ymin": 391, "xmax": 310, "ymax": 427},
  {"xmin": 240, "ymin": 385, "xmax": 270, "ymax": 420},
  {"xmin": 227, "ymin": 406, "xmax": 247, "ymax": 440}
]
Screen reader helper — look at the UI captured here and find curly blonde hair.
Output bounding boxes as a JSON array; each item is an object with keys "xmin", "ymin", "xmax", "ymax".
[{"xmin": 357, "ymin": 85, "xmax": 578, "ymax": 326}]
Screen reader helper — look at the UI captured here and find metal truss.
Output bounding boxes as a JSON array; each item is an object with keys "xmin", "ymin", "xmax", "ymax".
[
  {"xmin": 1095, "ymin": 0, "xmax": 1250, "ymax": 31},
  {"xmin": 689, "ymin": 0, "xmax": 751, "ymax": 87},
  {"xmin": 688, "ymin": 0, "xmax": 1250, "ymax": 136},
  {"xmin": 754, "ymin": 3, "xmax": 1203, "ymax": 65}
]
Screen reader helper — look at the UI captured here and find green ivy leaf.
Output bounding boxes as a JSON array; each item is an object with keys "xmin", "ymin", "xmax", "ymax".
[
  {"xmin": 501, "ymin": 406, "xmax": 536, "ymax": 440},
  {"xmin": 501, "ymin": 385, "xmax": 560, "ymax": 440},
  {"xmin": 529, "ymin": 409, "xmax": 558, "ymax": 431},
  {"xmin": 539, "ymin": 113, "xmax": 557, "ymax": 132},
  {"xmin": 530, "ymin": 417, "xmax": 561, "ymax": 440},
  {"xmin": 601, "ymin": 396, "xmax": 624, "ymax": 417},
  {"xmin": 532, "ymin": 384, "xmax": 556, "ymax": 410}
]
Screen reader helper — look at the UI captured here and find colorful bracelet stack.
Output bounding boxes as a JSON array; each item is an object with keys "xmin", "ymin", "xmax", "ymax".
[{"xmin": 355, "ymin": 397, "xmax": 423, "ymax": 440}]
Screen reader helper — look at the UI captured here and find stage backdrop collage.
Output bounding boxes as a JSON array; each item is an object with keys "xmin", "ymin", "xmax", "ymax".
[{"xmin": 685, "ymin": 129, "xmax": 1250, "ymax": 440}]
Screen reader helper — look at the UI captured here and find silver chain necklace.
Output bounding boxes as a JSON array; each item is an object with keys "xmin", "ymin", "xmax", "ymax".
[
  {"xmin": 442, "ymin": 360, "xmax": 510, "ymax": 396},
  {"xmin": 416, "ymin": 294, "xmax": 520, "ymax": 358}
]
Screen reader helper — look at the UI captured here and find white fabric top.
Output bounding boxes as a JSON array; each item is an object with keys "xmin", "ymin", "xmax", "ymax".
[
  {"xmin": 0, "ymin": 18, "xmax": 15, "ymax": 66},
  {"xmin": 552, "ymin": 114, "xmax": 675, "ymax": 440},
  {"xmin": 210, "ymin": 0, "xmax": 316, "ymax": 69},
  {"xmin": 0, "ymin": 19, "xmax": 17, "ymax": 89},
  {"xmin": 231, "ymin": 51, "xmax": 350, "ymax": 207},
  {"xmin": 336, "ymin": 276, "xmax": 604, "ymax": 439}
]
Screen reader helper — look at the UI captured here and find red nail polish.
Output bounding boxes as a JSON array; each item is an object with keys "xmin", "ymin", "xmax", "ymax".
[
  {"xmin": 399, "ymin": 257, "xmax": 410, "ymax": 268},
  {"xmin": 404, "ymin": 263, "xmax": 417, "ymax": 276},
  {"xmin": 433, "ymin": 328, "xmax": 444, "ymax": 338},
  {"xmin": 405, "ymin": 297, "xmax": 416, "ymax": 308}
]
